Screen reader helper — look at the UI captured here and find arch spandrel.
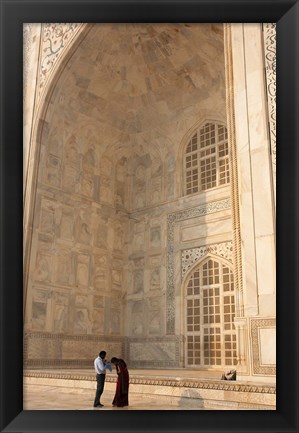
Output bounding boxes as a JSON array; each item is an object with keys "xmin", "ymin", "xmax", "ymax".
[{"xmin": 181, "ymin": 253, "xmax": 233, "ymax": 289}]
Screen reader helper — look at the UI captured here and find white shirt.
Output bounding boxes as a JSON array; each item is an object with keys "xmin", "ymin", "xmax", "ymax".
[{"xmin": 94, "ymin": 356, "xmax": 106, "ymax": 374}]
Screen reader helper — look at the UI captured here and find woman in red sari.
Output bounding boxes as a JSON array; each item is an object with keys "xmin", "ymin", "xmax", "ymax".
[{"xmin": 110, "ymin": 357, "xmax": 129, "ymax": 407}]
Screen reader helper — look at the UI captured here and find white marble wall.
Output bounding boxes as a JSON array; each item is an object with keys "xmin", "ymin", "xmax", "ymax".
[
  {"xmin": 23, "ymin": 23, "xmax": 276, "ymax": 380},
  {"xmin": 23, "ymin": 23, "xmax": 42, "ymax": 193},
  {"xmin": 230, "ymin": 24, "xmax": 276, "ymax": 380},
  {"xmin": 24, "ymin": 23, "xmax": 231, "ymax": 367}
]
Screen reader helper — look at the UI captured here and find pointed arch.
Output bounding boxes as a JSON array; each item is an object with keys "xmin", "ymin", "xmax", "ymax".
[
  {"xmin": 182, "ymin": 254, "xmax": 237, "ymax": 368},
  {"xmin": 23, "ymin": 24, "xmax": 92, "ymax": 315},
  {"xmin": 182, "ymin": 252, "xmax": 233, "ymax": 288},
  {"xmin": 179, "ymin": 118, "xmax": 230, "ymax": 197}
]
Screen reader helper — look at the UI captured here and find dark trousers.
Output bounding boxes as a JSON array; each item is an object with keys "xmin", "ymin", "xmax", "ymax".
[{"xmin": 94, "ymin": 374, "xmax": 105, "ymax": 405}]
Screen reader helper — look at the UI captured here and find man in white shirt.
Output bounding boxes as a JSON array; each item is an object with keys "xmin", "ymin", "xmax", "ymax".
[{"xmin": 93, "ymin": 350, "xmax": 109, "ymax": 407}]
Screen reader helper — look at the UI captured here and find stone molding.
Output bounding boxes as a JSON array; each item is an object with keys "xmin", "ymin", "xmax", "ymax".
[
  {"xmin": 263, "ymin": 24, "xmax": 276, "ymax": 169},
  {"xmin": 251, "ymin": 318, "xmax": 276, "ymax": 376},
  {"xmin": 23, "ymin": 370, "xmax": 276, "ymax": 394},
  {"xmin": 166, "ymin": 199, "xmax": 231, "ymax": 334},
  {"xmin": 223, "ymin": 24, "xmax": 244, "ymax": 318},
  {"xmin": 263, "ymin": 23, "xmax": 276, "ymax": 208},
  {"xmin": 24, "ymin": 360, "xmax": 93, "ymax": 368},
  {"xmin": 24, "ymin": 332, "xmax": 124, "ymax": 367},
  {"xmin": 24, "ymin": 331, "xmax": 123, "ymax": 342},
  {"xmin": 181, "ymin": 241, "xmax": 233, "ymax": 278},
  {"xmin": 23, "ymin": 24, "xmax": 33, "ymax": 103}
]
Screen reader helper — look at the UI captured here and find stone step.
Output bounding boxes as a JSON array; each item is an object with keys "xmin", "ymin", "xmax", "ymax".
[{"xmin": 23, "ymin": 369, "xmax": 276, "ymax": 410}]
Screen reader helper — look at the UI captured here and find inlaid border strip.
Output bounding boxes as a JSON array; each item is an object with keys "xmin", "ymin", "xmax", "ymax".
[
  {"xmin": 23, "ymin": 370, "xmax": 276, "ymax": 394},
  {"xmin": 223, "ymin": 24, "xmax": 244, "ymax": 319},
  {"xmin": 251, "ymin": 318, "xmax": 276, "ymax": 375}
]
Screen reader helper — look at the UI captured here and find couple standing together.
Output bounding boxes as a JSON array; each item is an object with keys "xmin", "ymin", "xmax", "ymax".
[{"xmin": 94, "ymin": 350, "xmax": 129, "ymax": 408}]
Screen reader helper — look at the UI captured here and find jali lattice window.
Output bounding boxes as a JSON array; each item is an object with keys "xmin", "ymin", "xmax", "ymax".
[
  {"xmin": 185, "ymin": 122, "xmax": 229, "ymax": 195},
  {"xmin": 186, "ymin": 258, "xmax": 237, "ymax": 367}
]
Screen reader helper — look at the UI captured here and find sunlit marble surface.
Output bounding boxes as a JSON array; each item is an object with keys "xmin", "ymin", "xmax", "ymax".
[
  {"xmin": 24, "ymin": 384, "xmax": 210, "ymax": 410},
  {"xmin": 23, "ymin": 369, "xmax": 276, "ymax": 410}
]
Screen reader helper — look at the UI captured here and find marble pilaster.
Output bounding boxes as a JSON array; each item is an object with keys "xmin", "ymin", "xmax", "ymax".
[{"xmin": 226, "ymin": 23, "xmax": 276, "ymax": 381}]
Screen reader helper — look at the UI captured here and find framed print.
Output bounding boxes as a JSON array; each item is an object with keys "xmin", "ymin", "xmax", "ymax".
[{"xmin": 1, "ymin": 0, "xmax": 298, "ymax": 432}]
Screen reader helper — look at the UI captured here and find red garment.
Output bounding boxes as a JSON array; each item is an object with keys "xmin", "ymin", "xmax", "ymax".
[{"xmin": 112, "ymin": 359, "xmax": 129, "ymax": 407}]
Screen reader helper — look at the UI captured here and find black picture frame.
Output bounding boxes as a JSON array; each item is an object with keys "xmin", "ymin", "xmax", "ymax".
[{"xmin": 0, "ymin": 0, "xmax": 298, "ymax": 432}]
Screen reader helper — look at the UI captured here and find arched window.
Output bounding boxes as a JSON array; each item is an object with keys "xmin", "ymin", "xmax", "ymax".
[
  {"xmin": 184, "ymin": 122, "xmax": 229, "ymax": 195},
  {"xmin": 185, "ymin": 258, "xmax": 237, "ymax": 367}
]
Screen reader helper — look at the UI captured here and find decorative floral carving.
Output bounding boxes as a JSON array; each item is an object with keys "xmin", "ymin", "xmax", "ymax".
[
  {"xmin": 38, "ymin": 23, "xmax": 83, "ymax": 96},
  {"xmin": 23, "ymin": 24, "xmax": 33, "ymax": 102},
  {"xmin": 263, "ymin": 24, "xmax": 276, "ymax": 169},
  {"xmin": 181, "ymin": 241, "xmax": 233, "ymax": 278}
]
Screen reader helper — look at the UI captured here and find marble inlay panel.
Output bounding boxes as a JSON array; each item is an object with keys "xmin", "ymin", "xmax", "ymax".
[
  {"xmin": 251, "ymin": 318, "xmax": 276, "ymax": 375},
  {"xmin": 263, "ymin": 24, "xmax": 276, "ymax": 171},
  {"xmin": 181, "ymin": 241, "xmax": 233, "ymax": 278},
  {"xmin": 130, "ymin": 341, "xmax": 177, "ymax": 361},
  {"xmin": 38, "ymin": 23, "xmax": 84, "ymax": 98},
  {"xmin": 259, "ymin": 328, "xmax": 276, "ymax": 365}
]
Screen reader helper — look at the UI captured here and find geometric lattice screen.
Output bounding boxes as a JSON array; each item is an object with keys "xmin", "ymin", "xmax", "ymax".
[
  {"xmin": 185, "ymin": 122, "xmax": 229, "ymax": 195},
  {"xmin": 186, "ymin": 258, "xmax": 237, "ymax": 367}
]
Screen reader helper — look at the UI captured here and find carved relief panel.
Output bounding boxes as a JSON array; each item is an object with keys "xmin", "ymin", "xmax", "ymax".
[
  {"xmin": 110, "ymin": 297, "xmax": 121, "ymax": 335},
  {"xmin": 59, "ymin": 208, "xmax": 74, "ymax": 241},
  {"xmin": 76, "ymin": 211, "xmax": 92, "ymax": 245},
  {"xmin": 95, "ymin": 221, "xmax": 108, "ymax": 249},
  {"xmin": 31, "ymin": 288, "xmax": 49, "ymax": 331},
  {"xmin": 80, "ymin": 173, "xmax": 94, "ymax": 198},
  {"xmin": 132, "ymin": 231, "xmax": 145, "ymax": 252},
  {"xmin": 34, "ymin": 253, "xmax": 52, "ymax": 283},
  {"xmin": 115, "ymin": 157, "xmax": 128, "ymax": 208},
  {"xmin": 55, "ymin": 251, "xmax": 72, "ymax": 286},
  {"xmin": 150, "ymin": 226, "xmax": 161, "ymax": 248},
  {"xmin": 76, "ymin": 254, "xmax": 90, "ymax": 287},
  {"xmin": 92, "ymin": 308, "xmax": 105, "ymax": 333},
  {"xmin": 112, "ymin": 267, "xmax": 122, "ymax": 290},
  {"xmin": 134, "ymin": 180, "xmax": 146, "ymax": 209},
  {"xmin": 133, "ymin": 270, "xmax": 144, "ymax": 295},
  {"xmin": 133, "ymin": 164, "xmax": 147, "ymax": 209},
  {"xmin": 52, "ymin": 291, "xmax": 69, "ymax": 333},
  {"xmin": 150, "ymin": 176, "xmax": 162, "ymax": 204},
  {"xmin": 148, "ymin": 297, "xmax": 161, "ymax": 335},
  {"xmin": 62, "ymin": 163, "xmax": 79, "ymax": 192},
  {"xmin": 74, "ymin": 308, "xmax": 90, "ymax": 334},
  {"xmin": 92, "ymin": 295, "xmax": 105, "ymax": 333},
  {"xmin": 61, "ymin": 134, "xmax": 80, "ymax": 192},
  {"xmin": 39, "ymin": 208, "xmax": 54, "ymax": 235},
  {"xmin": 93, "ymin": 255, "xmax": 107, "ymax": 290},
  {"xmin": 100, "ymin": 156, "xmax": 113, "ymax": 176},
  {"xmin": 100, "ymin": 176, "xmax": 114, "ymax": 204},
  {"xmin": 45, "ymin": 154, "xmax": 62, "ymax": 188},
  {"xmin": 166, "ymin": 153, "xmax": 176, "ymax": 199},
  {"xmin": 150, "ymin": 159, "xmax": 163, "ymax": 204},
  {"xmin": 150, "ymin": 268, "xmax": 161, "ymax": 291},
  {"xmin": 131, "ymin": 300, "xmax": 144, "ymax": 336},
  {"xmin": 113, "ymin": 221, "xmax": 125, "ymax": 252},
  {"xmin": 148, "ymin": 254, "xmax": 164, "ymax": 296}
]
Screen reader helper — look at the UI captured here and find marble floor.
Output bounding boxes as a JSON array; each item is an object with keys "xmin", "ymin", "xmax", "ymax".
[
  {"xmin": 23, "ymin": 369, "xmax": 276, "ymax": 410},
  {"xmin": 24, "ymin": 383, "xmax": 212, "ymax": 410}
]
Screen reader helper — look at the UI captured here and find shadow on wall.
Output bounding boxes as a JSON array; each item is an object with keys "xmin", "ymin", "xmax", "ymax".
[{"xmin": 178, "ymin": 389, "xmax": 205, "ymax": 409}]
